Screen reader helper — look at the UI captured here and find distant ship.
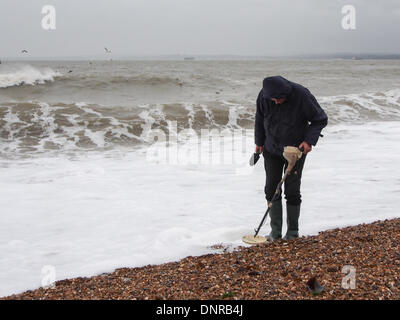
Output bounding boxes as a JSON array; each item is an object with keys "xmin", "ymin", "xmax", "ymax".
[
  {"xmin": 184, "ymin": 57, "xmax": 195, "ymax": 60},
  {"xmin": 351, "ymin": 56, "xmax": 362, "ymax": 60}
]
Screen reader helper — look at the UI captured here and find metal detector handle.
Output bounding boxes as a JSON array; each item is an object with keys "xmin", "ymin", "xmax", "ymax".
[{"xmin": 290, "ymin": 146, "xmax": 305, "ymax": 173}]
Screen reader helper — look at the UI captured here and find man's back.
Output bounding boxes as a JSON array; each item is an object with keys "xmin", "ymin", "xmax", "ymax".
[{"xmin": 255, "ymin": 76, "xmax": 328, "ymax": 155}]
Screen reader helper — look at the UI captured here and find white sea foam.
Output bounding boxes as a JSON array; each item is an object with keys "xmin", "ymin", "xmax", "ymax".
[
  {"xmin": 0, "ymin": 65, "xmax": 61, "ymax": 88},
  {"xmin": 183, "ymin": 103, "xmax": 195, "ymax": 128},
  {"xmin": 0, "ymin": 121, "xmax": 400, "ymax": 297},
  {"xmin": 200, "ymin": 104, "xmax": 216, "ymax": 126}
]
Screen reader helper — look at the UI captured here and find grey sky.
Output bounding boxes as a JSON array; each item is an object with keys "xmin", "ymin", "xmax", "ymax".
[{"xmin": 1, "ymin": 0, "xmax": 399, "ymax": 58}]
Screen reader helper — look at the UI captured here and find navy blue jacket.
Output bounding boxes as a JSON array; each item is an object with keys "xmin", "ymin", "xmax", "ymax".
[{"xmin": 255, "ymin": 76, "xmax": 328, "ymax": 156}]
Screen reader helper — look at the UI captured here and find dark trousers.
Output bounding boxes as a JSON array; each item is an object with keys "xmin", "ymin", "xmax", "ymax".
[{"xmin": 263, "ymin": 150, "xmax": 307, "ymax": 205}]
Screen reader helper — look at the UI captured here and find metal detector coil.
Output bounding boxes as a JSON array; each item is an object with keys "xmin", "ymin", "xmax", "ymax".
[{"xmin": 242, "ymin": 235, "xmax": 267, "ymax": 245}]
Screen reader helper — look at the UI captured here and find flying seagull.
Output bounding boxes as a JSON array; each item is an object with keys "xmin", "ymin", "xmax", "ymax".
[
  {"xmin": 21, "ymin": 50, "xmax": 28, "ymax": 54},
  {"xmin": 104, "ymin": 47, "xmax": 112, "ymax": 54}
]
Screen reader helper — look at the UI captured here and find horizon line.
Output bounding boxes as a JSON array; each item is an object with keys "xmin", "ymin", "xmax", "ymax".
[{"xmin": 2, "ymin": 52, "xmax": 400, "ymax": 61}]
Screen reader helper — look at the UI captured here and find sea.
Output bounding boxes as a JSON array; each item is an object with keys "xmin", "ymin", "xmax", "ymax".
[{"xmin": 1, "ymin": 59, "xmax": 400, "ymax": 296}]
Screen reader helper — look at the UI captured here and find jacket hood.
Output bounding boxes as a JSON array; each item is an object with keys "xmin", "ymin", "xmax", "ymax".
[{"xmin": 262, "ymin": 76, "xmax": 293, "ymax": 99}]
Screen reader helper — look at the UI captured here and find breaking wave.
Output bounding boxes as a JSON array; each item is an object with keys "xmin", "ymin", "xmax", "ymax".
[
  {"xmin": 320, "ymin": 89, "xmax": 400, "ymax": 124},
  {"xmin": 0, "ymin": 65, "xmax": 62, "ymax": 88},
  {"xmin": 0, "ymin": 89, "xmax": 399, "ymax": 157},
  {"xmin": 0, "ymin": 100, "xmax": 251, "ymax": 156}
]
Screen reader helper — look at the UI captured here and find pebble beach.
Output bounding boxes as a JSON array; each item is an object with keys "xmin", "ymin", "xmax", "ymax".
[{"xmin": 3, "ymin": 218, "xmax": 399, "ymax": 300}]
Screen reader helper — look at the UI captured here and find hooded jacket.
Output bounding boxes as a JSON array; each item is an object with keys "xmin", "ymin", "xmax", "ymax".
[{"xmin": 255, "ymin": 76, "xmax": 328, "ymax": 156}]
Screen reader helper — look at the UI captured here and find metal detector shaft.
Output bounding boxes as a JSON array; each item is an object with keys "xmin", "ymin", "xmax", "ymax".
[{"xmin": 253, "ymin": 170, "xmax": 290, "ymax": 237}]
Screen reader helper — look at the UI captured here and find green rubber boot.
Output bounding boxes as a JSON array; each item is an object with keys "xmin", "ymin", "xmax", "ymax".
[
  {"xmin": 267, "ymin": 200, "xmax": 282, "ymax": 241},
  {"xmin": 284, "ymin": 204, "xmax": 300, "ymax": 240}
]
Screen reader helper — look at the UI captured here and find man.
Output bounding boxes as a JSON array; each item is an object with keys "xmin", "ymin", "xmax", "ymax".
[{"xmin": 254, "ymin": 76, "xmax": 328, "ymax": 241}]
